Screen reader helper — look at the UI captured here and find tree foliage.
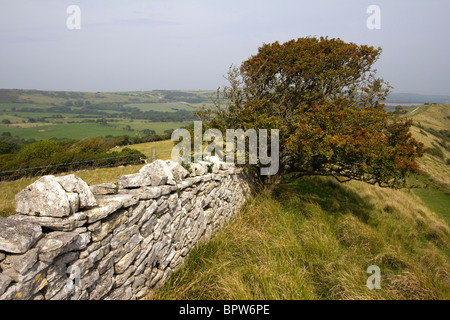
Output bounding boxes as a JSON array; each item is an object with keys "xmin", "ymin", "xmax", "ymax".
[{"xmin": 197, "ymin": 37, "xmax": 426, "ymax": 188}]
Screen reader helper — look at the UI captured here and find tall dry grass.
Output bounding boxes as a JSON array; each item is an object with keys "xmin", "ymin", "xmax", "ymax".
[{"xmin": 149, "ymin": 176, "xmax": 450, "ymax": 300}]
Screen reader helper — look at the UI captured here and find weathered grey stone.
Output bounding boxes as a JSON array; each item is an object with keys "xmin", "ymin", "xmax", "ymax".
[
  {"xmin": 9, "ymin": 211, "xmax": 87, "ymax": 232},
  {"xmin": 127, "ymin": 186, "xmax": 161, "ymax": 200},
  {"xmin": 31, "ymin": 292, "xmax": 45, "ymax": 300},
  {"xmin": 149, "ymin": 269, "xmax": 165, "ymax": 288},
  {"xmin": 70, "ymin": 287, "xmax": 89, "ymax": 300},
  {"xmin": 78, "ymin": 237, "xmax": 102, "ymax": 258},
  {"xmin": 2, "ymin": 260, "xmax": 48, "ymax": 285},
  {"xmin": 20, "ymin": 263, "xmax": 49, "ymax": 297},
  {"xmin": 66, "ymin": 193, "xmax": 80, "ymax": 214},
  {"xmin": 137, "ymin": 201, "xmax": 158, "ymax": 227},
  {"xmin": 0, "ymin": 248, "xmax": 39, "ymax": 275},
  {"xmin": 91, "ymin": 209, "xmax": 127, "ymax": 242},
  {"xmin": 84, "ymin": 194, "xmax": 130, "ymax": 223},
  {"xmin": 139, "ymin": 160, "xmax": 173, "ymax": 186},
  {"xmin": 87, "ymin": 220, "xmax": 101, "ymax": 233},
  {"xmin": 89, "ymin": 268, "xmax": 113, "ymax": 300},
  {"xmin": 166, "ymin": 160, "xmax": 189, "ymax": 183},
  {"xmin": 44, "ymin": 251, "xmax": 79, "ymax": 298},
  {"xmin": 160, "ymin": 185, "xmax": 173, "ymax": 196},
  {"xmin": 67, "ymin": 231, "xmax": 91, "ymax": 252},
  {"xmin": 114, "ymin": 265, "xmax": 135, "ymax": 289},
  {"xmin": 15, "ymin": 175, "xmax": 71, "ymax": 218},
  {"xmin": 79, "ymin": 269, "xmax": 99, "ymax": 291},
  {"xmin": 127, "ymin": 200, "xmax": 150, "ymax": 226},
  {"xmin": 49, "ymin": 281, "xmax": 74, "ymax": 300},
  {"xmin": 106, "ymin": 286, "xmax": 132, "ymax": 300},
  {"xmin": 132, "ymin": 273, "xmax": 147, "ymax": 292},
  {"xmin": 179, "ymin": 178, "xmax": 197, "ymax": 191},
  {"xmin": 113, "ymin": 193, "xmax": 140, "ymax": 208},
  {"xmin": 87, "ymin": 245, "xmax": 110, "ymax": 271},
  {"xmin": 56, "ymin": 174, "xmax": 97, "ymax": 209},
  {"xmin": 115, "ymin": 244, "xmax": 141, "ymax": 274},
  {"xmin": 155, "ymin": 204, "xmax": 169, "ymax": 221},
  {"xmin": 36, "ymin": 231, "xmax": 81, "ymax": 263},
  {"xmin": 139, "ymin": 214, "xmax": 157, "ymax": 238},
  {"xmin": 191, "ymin": 163, "xmax": 206, "ymax": 176},
  {"xmin": 0, "ymin": 283, "xmax": 23, "ymax": 300},
  {"xmin": 167, "ymin": 193, "xmax": 180, "ymax": 212},
  {"xmin": 89, "ymin": 183, "xmax": 117, "ymax": 195},
  {"xmin": 97, "ymin": 251, "xmax": 115, "ymax": 275},
  {"xmin": 118, "ymin": 173, "xmax": 152, "ymax": 189},
  {"xmin": 110, "ymin": 225, "xmax": 139, "ymax": 250},
  {"xmin": 161, "ymin": 247, "xmax": 177, "ymax": 270},
  {"xmin": 125, "ymin": 233, "xmax": 143, "ymax": 254},
  {"xmin": 0, "ymin": 217, "xmax": 42, "ymax": 254},
  {"xmin": 0, "ymin": 273, "xmax": 13, "ymax": 296},
  {"xmin": 134, "ymin": 236, "xmax": 155, "ymax": 268}
]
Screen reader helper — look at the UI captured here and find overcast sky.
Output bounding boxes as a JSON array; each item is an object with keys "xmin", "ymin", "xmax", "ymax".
[{"xmin": 0, "ymin": 0, "xmax": 449, "ymax": 95}]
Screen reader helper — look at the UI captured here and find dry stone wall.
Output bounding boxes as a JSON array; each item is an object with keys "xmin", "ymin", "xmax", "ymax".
[{"xmin": 0, "ymin": 156, "xmax": 250, "ymax": 300}]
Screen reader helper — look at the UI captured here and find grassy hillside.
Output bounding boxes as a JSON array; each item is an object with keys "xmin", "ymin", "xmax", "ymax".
[
  {"xmin": 406, "ymin": 104, "xmax": 450, "ymax": 224},
  {"xmin": 1, "ymin": 103, "xmax": 448, "ymax": 299},
  {"xmin": 148, "ymin": 176, "xmax": 450, "ymax": 300},
  {"xmin": 145, "ymin": 104, "xmax": 450, "ymax": 300}
]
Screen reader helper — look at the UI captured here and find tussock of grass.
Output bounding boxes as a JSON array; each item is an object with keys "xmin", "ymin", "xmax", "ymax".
[{"xmin": 149, "ymin": 176, "xmax": 450, "ymax": 300}]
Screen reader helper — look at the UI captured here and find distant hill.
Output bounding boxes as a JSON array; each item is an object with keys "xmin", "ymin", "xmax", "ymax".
[
  {"xmin": 407, "ymin": 104, "xmax": 450, "ymax": 189},
  {"xmin": 385, "ymin": 93, "xmax": 450, "ymax": 104}
]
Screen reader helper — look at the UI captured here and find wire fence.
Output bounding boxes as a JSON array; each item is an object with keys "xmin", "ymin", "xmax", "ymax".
[{"xmin": 0, "ymin": 148, "xmax": 157, "ymax": 182}]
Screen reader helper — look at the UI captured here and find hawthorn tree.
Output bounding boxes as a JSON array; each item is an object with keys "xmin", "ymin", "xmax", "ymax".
[{"xmin": 197, "ymin": 37, "xmax": 425, "ymax": 188}]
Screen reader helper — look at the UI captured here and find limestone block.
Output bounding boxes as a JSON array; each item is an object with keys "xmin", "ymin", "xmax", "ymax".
[
  {"xmin": 138, "ymin": 160, "xmax": 173, "ymax": 185},
  {"xmin": 91, "ymin": 209, "xmax": 127, "ymax": 242},
  {"xmin": 139, "ymin": 214, "xmax": 157, "ymax": 238},
  {"xmin": 55, "ymin": 174, "xmax": 97, "ymax": 208},
  {"xmin": 191, "ymin": 163, "xmax": 206, "ymax": 176},
  {"xmin": 89, "ymin": 268, "xmax": 114, "ymax": 300},
  {"xmin": 127, "ymin": 200, "xmax": 150, "ymax": 226},
  {"xmin": 0, "ymin": 217, "xmax": 42, "ymax": 254},
  {"xmin": 15, "ymin": 175, "xmax": 71, "ymax": 218},
  {"xmin": 9, "ymin": 211, "xmax": 87, "ymax": 232},
  {"xmin": 118, "ymin": 173, "xmax": 152, "ymax": 189},
  {"xmin": 165, "ymin": 160, "xmax": 189, "ymax": 183},
  {"xmin": 114, "ymin": 244, "xmax": 141, "ymax": 274},
  {"xmin": 2, "ymin": 260, "xmax": 48, "ymax": 285},
  {"xmin": 36, "ymin": 230, "xmax": 81, "ymax": 263},
  {"xmin": 85, "ymin": 193, "xmax": 137, "ymax": 223},
  {"xmin": 0, "ymin": 248, "xmax": 39, "ymax": 275},
  {"xmin": 137, "ymin": 201, "xmax": 158, "ymax": 227},
  {"xmin": 89, "ymin": 183, "xmax": 117, "ymax": 195},
  {"xmin": 114, "ymin": 264, "xmax": 135, "ymax": 289},
  {"xmin": 127, "ymin": 186, "xmax": 161, "ymax": 200},
  {"xmin": 0, "ymin": 274, "xmax": 13, "ymax": 296},
  {"xmin": 110, "ymin": 224, "xmax": 139, "ymax": 250}
]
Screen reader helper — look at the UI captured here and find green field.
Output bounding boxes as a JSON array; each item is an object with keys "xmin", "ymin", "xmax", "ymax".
[
  {"xmin": 0, "ymin": 121, "xmax": 192, "ymax": 140},
  {"xmin": 0, "ymin": 89, "xmax": 213, "ymax": 140},
  {"xmin": 124, "ymin": 102, "xmax": 213, "ymax": 113}
]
